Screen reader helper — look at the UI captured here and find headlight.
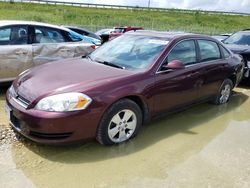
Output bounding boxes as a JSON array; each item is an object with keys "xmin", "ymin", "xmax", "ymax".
[
  {"xmin": 8, "ymin": 85, "xmax": 18, "ymax": 98},
  {"xmin": 35, "ymin": 92, "xmax": 92, "ymax": 112},
  {"xmin": 9, "ymin": 85, "xmax": 15, "ymax": 95}
]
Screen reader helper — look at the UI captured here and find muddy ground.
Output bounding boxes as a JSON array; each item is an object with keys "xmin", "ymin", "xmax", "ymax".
[{"xmin": 0, "ymin": 85, "xmax": 250, "ymax": 188}]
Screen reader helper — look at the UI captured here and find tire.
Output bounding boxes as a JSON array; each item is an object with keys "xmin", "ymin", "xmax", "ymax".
[
  {"xmin": 96, "ymin": 99, "xmax": 142, "ymax": 145},
  {"xmin": 212, "ymin": 79, "xmax": 233, "ymax": 105}
]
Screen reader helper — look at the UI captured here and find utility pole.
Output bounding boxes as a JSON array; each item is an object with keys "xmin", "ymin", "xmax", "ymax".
[{"xmin": 148, "ymin": 0, "xmax": 151, "ymax": 8}]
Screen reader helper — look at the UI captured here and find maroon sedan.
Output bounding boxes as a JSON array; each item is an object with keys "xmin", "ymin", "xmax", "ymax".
[{"xmin": 6, "ymin": 31, "xmax": 244, "ymax": 145}]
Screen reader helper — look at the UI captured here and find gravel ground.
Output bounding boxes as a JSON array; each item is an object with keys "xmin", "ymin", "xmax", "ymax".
[
  {"xmin": 0, "ymin": 87, "xmax": 250, "ymax": 188},
  {"xmin": 0, "ymin": 125, "xmax": 25, "ymax": 145}
]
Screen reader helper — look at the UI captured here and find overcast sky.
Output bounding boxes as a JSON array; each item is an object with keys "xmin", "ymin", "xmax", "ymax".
[{"xmin": 68, "ymin": 0, "xmax": 250, "ymax": 13}]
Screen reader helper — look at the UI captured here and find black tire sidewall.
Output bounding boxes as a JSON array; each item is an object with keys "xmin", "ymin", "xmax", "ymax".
[
  {"xmin": 214, "ymin": 79, "xmax": 233, "ymax": 105},
  {"xmin": 96, "ymin": 99, "xmax": 142, "ymax": 145}
]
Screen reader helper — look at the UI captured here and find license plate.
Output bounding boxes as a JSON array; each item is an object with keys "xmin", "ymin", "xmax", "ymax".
[{"xmin": 5, "ymin": 104, "xmax": 11, "ymax": 120}]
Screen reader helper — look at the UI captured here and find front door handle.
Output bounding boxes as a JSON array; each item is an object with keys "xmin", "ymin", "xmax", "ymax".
[{"xmin": 186, "ymin": 71, "xmax": 199, "ymax": 78}]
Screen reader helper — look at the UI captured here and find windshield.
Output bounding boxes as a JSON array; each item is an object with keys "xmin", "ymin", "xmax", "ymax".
[
  {"xmin": 89, "ymin": 34, "xmax": 168, "ymax": 70},
  {"xmin": 223, "ymin": 31, "xmax": 250, "ymax": 46}
]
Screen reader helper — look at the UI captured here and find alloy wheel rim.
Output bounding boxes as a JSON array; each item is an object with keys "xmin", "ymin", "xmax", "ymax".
[
  {"xmin": 219, "ymin": 84, "xmax": 231, "ymax": 104},
  {"xmin": 108, "ymin": 109, "xmax": 137, "ymax": 143}
]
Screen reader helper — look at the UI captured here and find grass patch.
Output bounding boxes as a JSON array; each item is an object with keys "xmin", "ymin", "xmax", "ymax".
[{"xmin": 0, "ymin": 2, "xmax": 250, "ymax": 34}]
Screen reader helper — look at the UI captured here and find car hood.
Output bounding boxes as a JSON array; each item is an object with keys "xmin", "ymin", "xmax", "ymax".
[
  {"xmin": 13, "ymin": 58, "xmax": 134, "ymax": 103},
  {"xmin": 224, "ymin": 44, "xmax": 250, "ymax": 54}
]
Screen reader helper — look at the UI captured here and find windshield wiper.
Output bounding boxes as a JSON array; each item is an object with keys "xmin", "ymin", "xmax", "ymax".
[
  {"xmin": 82, "ymin": 55, "xmax": 93, "ymax": 61},
  {"xmin": 96, "ymin": 60, "xmax": 125, "ymax": 69}
]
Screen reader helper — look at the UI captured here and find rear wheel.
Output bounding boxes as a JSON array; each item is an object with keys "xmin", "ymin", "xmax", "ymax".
[
  {"xmin": 96, "ymin": 99, "xmax": 142, "ymax": 145},
  {"xmin": 212, "ymin": 79, "xmax": 233, "ymax": 105}
]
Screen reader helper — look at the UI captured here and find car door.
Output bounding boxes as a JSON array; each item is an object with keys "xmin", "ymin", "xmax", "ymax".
[
  {"xmin": 153, "ymin": 40, "xmax": 203, "ymax": 114},
  {"xmin": 196, "ymin": 39, "xmax": 229, "ymax": 99},
  {"xmin": 0, "ymin": 25, "xmax": 32, "ymax": 82},
  {"xmin": 31, "ymin": 26, "xmax": 75, "ymax": 66}
]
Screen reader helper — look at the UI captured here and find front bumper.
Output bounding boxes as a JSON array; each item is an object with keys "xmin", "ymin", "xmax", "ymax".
[{"xmin": 6, "ymin": 90, "xmax": 103, "ymax": 145}]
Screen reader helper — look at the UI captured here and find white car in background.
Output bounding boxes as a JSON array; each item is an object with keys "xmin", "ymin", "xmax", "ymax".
[{"xmin": 0, "ymin": 20, "xmax": 95, "ymax": 83}]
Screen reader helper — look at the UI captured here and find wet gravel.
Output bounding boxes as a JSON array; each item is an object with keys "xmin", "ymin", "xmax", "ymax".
[
  {"xmin": 0, "ymin": 125, "xmax": 25, "ymax": 145},
  {"xmin": 1, "ymin": 86, "xmax": 250, "ymax": 187}
]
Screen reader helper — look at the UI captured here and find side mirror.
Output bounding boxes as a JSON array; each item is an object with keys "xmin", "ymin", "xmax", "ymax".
[{"xmin": 161, "ymin": 60, "xmax": 185, "ymax": 71}]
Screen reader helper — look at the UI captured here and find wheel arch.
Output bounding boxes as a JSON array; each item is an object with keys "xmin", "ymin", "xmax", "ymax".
[{"xmin": 124, "ymin": 95, "xmax": 150, "ymax": 125}]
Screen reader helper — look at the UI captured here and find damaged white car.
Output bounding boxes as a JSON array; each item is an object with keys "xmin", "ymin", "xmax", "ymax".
[{"xmin": 0, "ymin": 20, "xmax": 96, "ymax": 83}]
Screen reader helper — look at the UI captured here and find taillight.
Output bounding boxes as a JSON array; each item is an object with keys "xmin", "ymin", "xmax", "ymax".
[{"xmin": 91, "ymin": 45, "xmax": 96, "ymax": 49}]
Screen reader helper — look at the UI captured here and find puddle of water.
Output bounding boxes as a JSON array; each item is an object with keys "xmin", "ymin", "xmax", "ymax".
[{"xmin": 0, "ymin": 87, "xmax": 250, "ymax": 187}]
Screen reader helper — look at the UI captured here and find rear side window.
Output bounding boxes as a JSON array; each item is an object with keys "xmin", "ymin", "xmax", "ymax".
[
  {"xmin": 0, "ymin": 25, "xmax": 28, "ymax": 45},
  {"xmin": 33, "ymin": 26, "xmax": 66, "ymax": 44},
  {"xmin": 198, "ymin": 40, "xmax": 221, "ymax": 62},
  {"xmin": 221, "ymin": 46, "xmax": 231, "ymax": 58},
  {"xmin": 0, "ymin": 28, "xmax": 11, "ymax": 44},
  {"xmin": 167, "ymin": 40, "xmax": 196, "ymax": 66}
]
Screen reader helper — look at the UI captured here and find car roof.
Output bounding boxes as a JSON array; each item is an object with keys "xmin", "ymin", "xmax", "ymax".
[
  {"xmin": 114, "ymin": 26, "xmax": 142, "ymax": 28},
  {"xmin": 126, "ymin": 30, "xmax": 214, "ymax": 41},
  {"xmin": 241, "ymin": 29, "xmax": 250, "ymax": 31},
  {"xmin": 239, "ymin": 30, "xmax": 250, "ymax": 34},
  {"xmin": 64, "ymin": 26, "xmax": 88, "ymax": 31},
  {"xmin": 0, "ymin": 20, "xmax": 71, "ymax": 32}
]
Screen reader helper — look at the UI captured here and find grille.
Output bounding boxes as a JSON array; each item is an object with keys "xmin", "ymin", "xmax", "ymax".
[
  {"xmin": 30, "ymin": 131, "xmax": 72, "ymax": 140},
  {"xmin": 17, "ymin": 95, "xmax": 30, "ymax": 107},
  {"xmin": 10, "ymin": 87, "xmax": 31, "ymax": 108}
]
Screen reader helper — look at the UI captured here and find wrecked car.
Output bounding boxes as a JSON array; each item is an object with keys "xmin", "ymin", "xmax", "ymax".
[
  {"xmin": 109, "ymin": 26, "xmax": 144, "ymax": 40},
  {"xmin": 6, "ymin": 31, "xmax": 243, "ymax": 145},
  {"xmin": 65, "ymin": 26, "xmax": 102, "ymax": 41},
  {"xmin": 0, "ymin": 20, "xmax": 95, "ymax": 83},
  {"xmin": 222, "ymin": 29, "xmax": 250, "ymax": 83}
]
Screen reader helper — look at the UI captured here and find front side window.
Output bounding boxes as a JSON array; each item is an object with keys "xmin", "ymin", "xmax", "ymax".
[
  {"xmin": 34, "ymin": 26, "xmax": 66, "ymax": 44},
  {"xmin": 167, "ymin": 40, "xmax": 196, "ymax": 66},
  {"xmin": 198, "ymin": 40, "xmax": 221, "ymax": 62},
  {"xmin": 0, "ymin": 25, "xmax": 28, "ymax": 45}
]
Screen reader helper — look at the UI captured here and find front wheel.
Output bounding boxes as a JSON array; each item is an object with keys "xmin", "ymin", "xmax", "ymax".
[
  {"xmin": 96, "ymin": 99, "xmax": 142, "ymax": 145},
  {"xmin": 212, "ymin": 79, "xmax": 233, "ymax": 105}
]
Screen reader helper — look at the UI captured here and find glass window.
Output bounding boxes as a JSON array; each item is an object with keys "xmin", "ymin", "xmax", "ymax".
[
  {"xmin": 0, "ymin": 28, "xmax": 10, "ymax": 44},
  {"xmin": 223, "ymin": 31, "xmax": 250, "ymax": 46},
  {"xmin": 34, "ymin": 26, "xmax": 66, "ymax": 43},
  {"xmin": 67, "ymin": 31, "xmax": 83, "ymax": 42},
  {"xmin": 114, "ymin": 28, "xmax": 125, "ymax": 33},
  {"xmin": 198, "ymin": 40, "xmax": 221, "ymax": 62},
  {"xmin": 221, "ymin": 46, "xmax": 231, "ymax": 58},
  {"xmin": 89, "ymin": 35, "xmax": 168, "ymax": 70},
  {"xmin": 0, "ymin": 26, "xmax": 28, "ymax": 45},
  {"xmin": 167, "ymin": 40, "xmax": 196, "ymax": 66}
]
